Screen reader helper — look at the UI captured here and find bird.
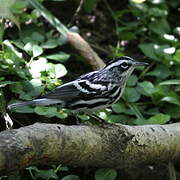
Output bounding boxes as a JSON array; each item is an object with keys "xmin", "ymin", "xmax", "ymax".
[{"xmin": 8, "ymin": 56, "xmax": 148, "ymax": 112}]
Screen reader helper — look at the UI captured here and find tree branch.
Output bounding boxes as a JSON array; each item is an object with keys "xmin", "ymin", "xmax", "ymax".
[
  {"xmin": 0, "ymin": 122, "xmax": 180, "ymax": 175},
  {"xmin": 67, "ymin": 32, "xmax": 106, "ymax": 70}
]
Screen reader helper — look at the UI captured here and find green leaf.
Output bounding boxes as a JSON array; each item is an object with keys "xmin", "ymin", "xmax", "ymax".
[
  {"xmin": 97, "ymin": 111, "xmax": 108, "ymax": 120},
  {"xmin": 3, "ymin": 40, "xmax": 22, "ymax": 58},
  {"xmin": 32, "ymin": 45, "xmax": 43, "ymax": 57},
  {"xmin": 26, "ymin": 166, "xmax": 39, "ymax": 172},
  {"xmin": 127, "ymin": 75, "xmax": 138, "ymax": 86},
  {"xmin": 139, "ymin": 43, "xmax": 175, "ymax": 60},
  {"xmin": 160, "ymin": 79, "xmax": 180, "ymax": 85},
  {"xmin": 147, "ymin": 64, "xmax": 170, "ymax": 79},
  {"xmin": 95, "ymin": 168, "xmax": 117, "ymax": 180},
  {"xmin": 145, "ymin": 108, "xmax": 159, "ymax": 115},
  {"xmin": 10, "ymin": 80, "xmax": 43, "ymax": 100},
  {"xmin": 123, "ymin": 87, "xmax": 141, "ymax": 102},
  {"xmin": 32, "ymin": 32, "xmax": 45, "ymax": 43},
  {"xmin": 41, "ymin": 39, "xmax": 59, "ymax": 49},
  {"xmin": 149, "ymin": 18, "xmax": 170, "ymax": 35},
  {"xmin": 138, "ymin": 81, "xmax": 156, "ymax": 95},
  {"xmin": 148, "ymin": 7, "xmax": 168, "ymax": 17},
  {"xmin": 55, "ymin": 110, "xmax": 68, "ymax": 119},
  {"xmin": 55, "ymin": 64, "xmax": 67, "ymax": 78},
  {"xmin": 24, "ymin": 42, "xmax": 33, "ymax": 53},
  {"xmin": 28, "ymin": 79, "xmax": 44, "ymax": 96},
  {"xmin": 112, "ymin": 102, "xmax": 127, "ymax": 113},
  {"xmin": 161, "ymin": 96, "xmax": 180, "ymax": 105},
  {"xmin": 36, "ymin": 169, "xmax": 58, "ymax": 179},
  {"xmin": 0, "ymin": 81, "xmax": 15, "ymax": 88},
  {"xmin": 0, "ymin": 22, "xmax": 5, "ymax": 43},
  {"xmin": 77, "ymin": 114, "xmax": 90, "ymax": 121},
  {"xmin": 61, "ymin": 175, "xmax": 80, "ymax": 180},
  {"xmin": 173, "ymin": 49, "xmax": 180, "ymax": 62},
  {"xmin": 12, "ymin": 104, "xmax": 34, "ymax": 113},
  {"xmin": 34, "ymin": 105, "xmax": 68, "ymax": 119},
  {"xmin": 34, "ymin": 106, "xmax": 57, "ymax": 117},
  {"xmin": 108, "ymin": 114, "xmax": 129, "ymax": 124},
  {"xmin": 46, "ymin": 52, "xmax": 70, "ymax": 62},
  {"xmin": 138, "ymin": 43, "xmax": 158, "ymax": 60},
  {"xmin": 12, "ymin": 0, "xmax": 29, "ymax": 14},
  {"xmin": 47, "ymin": 63, "xmax": 56, "ymax": 78},
  {"xmin": 146, "ymin": 113, "xmax": 170, "ymax": 124},
  {"xmin": 27, "ymin": 166, "xmax": 59, "ymax": 179}
]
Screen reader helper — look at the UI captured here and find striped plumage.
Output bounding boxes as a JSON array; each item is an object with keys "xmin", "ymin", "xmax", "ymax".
[{"xmin": 8, "ymin": 56, "xmax": 148, "ymax": 112}]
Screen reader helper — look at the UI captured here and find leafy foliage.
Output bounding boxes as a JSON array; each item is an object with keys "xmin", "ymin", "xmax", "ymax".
[{"xmin": 0, "ymin": 0, "xmax": 179, "ymax": 179}]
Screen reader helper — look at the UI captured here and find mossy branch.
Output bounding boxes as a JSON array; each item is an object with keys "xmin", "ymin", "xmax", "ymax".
[{"xmin": 0, "ymin": 122, "xmax": 180, "ymax": 175}]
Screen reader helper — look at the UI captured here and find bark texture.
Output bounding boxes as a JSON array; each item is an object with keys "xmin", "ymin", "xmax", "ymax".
[{"xmin": 0, "ymin": 122, "xmax": 180, "ymax": 175}]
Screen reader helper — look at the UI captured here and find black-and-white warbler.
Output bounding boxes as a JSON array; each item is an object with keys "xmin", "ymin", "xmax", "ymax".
[{"xmin": 8, "ymin": 56, "xmax": 148, "ymax": 112}]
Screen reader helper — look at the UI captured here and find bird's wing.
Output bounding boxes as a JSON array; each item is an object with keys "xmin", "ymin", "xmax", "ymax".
[
  {"xmin": 43, "ymin": 79, "xmax": 109, "ymax": 100},
  {"xmin": 43, "ymin": 81, "xmax": 81, "ymax": 99}
]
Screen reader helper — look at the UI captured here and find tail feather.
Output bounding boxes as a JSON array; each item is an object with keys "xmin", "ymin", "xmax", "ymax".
[
  {"xmin": 8, "ymin": 98, "xmax": 63, "ymax": 110},
  {"xmin": 7, "ymin": 101, "xmax": 35, "ymax": 110}
]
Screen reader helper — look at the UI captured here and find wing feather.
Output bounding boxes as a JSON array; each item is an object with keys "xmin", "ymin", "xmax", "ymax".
[
  {"xmin": 43, "ymin": 81, "xmax": 80, "ymax": 99},
  {"xmin": 43, "ymin": 70, "xmax": 109, "ymax": 100}
]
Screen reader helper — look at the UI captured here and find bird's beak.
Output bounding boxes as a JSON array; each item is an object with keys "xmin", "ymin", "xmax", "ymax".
[{"xmin": 134, "ymin": 61, "xmax": 148, "ymax": 66}]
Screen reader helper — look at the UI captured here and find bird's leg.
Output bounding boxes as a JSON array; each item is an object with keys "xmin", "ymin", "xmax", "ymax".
[{"xmin": 75, "ymin": 115, "xmax": 81, "ymax": 125}]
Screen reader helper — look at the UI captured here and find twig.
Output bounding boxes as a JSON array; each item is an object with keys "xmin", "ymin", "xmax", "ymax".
[{"xmin": 68, "ymin": 0, "xmax": 84, "ymax": 26}]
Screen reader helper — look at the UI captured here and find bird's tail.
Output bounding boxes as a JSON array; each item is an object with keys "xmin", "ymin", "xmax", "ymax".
[
  {"xmin": 7, "ymin": 100, "xmax": 35, "ymax": 110},
  {"xmin": 7, "ymin": 98, "xmax": 62, "ymax": 110}
]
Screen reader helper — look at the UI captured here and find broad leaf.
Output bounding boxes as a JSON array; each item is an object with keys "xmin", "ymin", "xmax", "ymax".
[
  {"xmin": 0, "ymin": 81, "xmax": 15, "ymax": 88},
  {"xmin": 173, "ymin": 49, "xmax": 180, "ymax": 62},
  {"xmin": 123, "ymin": 87, "xmax": 141, "ymax": 102},
  {"xmin": 146, "ymin": 113, "xmax": 170, "ymax": 124},
  {"xmin": 138, "ymin": 81, "xmax": 156, "ymax": 95},
  {"xmin": 32, "ymin": 45, "xmax": 43, "ymax": 57},
  {"xmin": 36, "ymin": 169, "xmax": 58, "ymax": 179},
  {"xmin": 55, "ymin": 64, "xmax": 67, "ymax": 78},
  {"xmin": 161, "ymin": 96, "xmax": 180, "ymax": 105},
  {"xmin": 127, "ymin": 75, "xmax": 138, "ymax": 86},
  {"xmin": 112, "ymin": 102, "xmax": 127, "ymax": 113},
  {"xmin": 138, "ymin": 43, "xmax": 158, "ymax": 60},
  {"xmin": 46, "ymin": 52, "xmax": 70, "ymax": 62},
  {"xmin": 160, "ymin": 79, "xmax": 180, "ymax": 85},
  {"xmin": 149, "ymin": 18, "xmax": 170, "ymax": 35}
]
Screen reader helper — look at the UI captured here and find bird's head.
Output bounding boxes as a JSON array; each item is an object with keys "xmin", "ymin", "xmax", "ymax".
[{"xmin": 103, "ymin": 56, "xmax": 148, "ymax": 83}]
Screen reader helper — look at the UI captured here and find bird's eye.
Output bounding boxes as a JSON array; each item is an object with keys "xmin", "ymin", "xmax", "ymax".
[{"xmin": 120, "ymin": 62, "xmax": 129, "ymax": 69}]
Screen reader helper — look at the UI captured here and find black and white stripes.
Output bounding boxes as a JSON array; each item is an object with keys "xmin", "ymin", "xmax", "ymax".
[
  {"xmin": 8, "ymin": 56, "xmax": 148, "ymax": 111},
  {"xmin": 66, "ymin": 80, "xmax": 122, "ymax": 111}
]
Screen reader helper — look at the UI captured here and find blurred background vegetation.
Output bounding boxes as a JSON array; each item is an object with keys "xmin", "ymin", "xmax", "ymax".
[{"xmin": 0, "ymin": 0, "xmax": 180, "ymax": 179}]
